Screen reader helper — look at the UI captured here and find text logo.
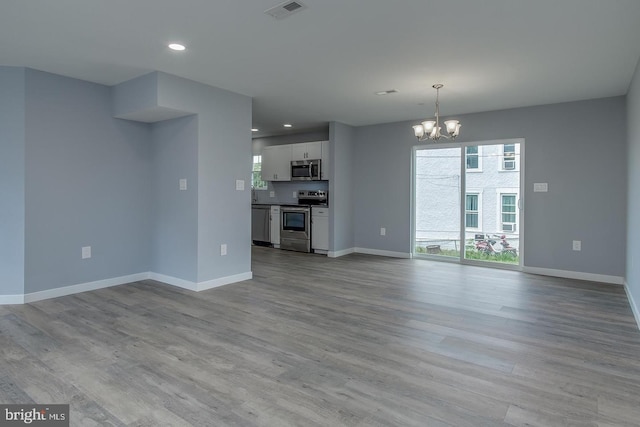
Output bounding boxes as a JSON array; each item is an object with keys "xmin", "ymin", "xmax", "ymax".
[{"xmin": 0, "ymin": 405, "xmax": 68, "ymax": 426}]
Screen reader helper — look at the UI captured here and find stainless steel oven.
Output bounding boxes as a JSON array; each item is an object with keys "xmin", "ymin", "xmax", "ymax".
[{"xmin": 280, "ymin": 206, "xmax": 311, "ymax": 252}]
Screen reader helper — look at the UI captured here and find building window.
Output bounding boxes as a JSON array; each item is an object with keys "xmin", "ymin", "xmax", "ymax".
[
  {"xmin": 466, "ymin": 146, "xmax": 480, "ymax": 170},
  {"xmin": 252, "ymin": 155, "xmax": 267, "ymax": 190},
  {"xmin": 502, "ymin": 144, "xmax": 516, "ymax": 170},
  {"xmin": 465, "ymin": 194, "xmax": 479, "ymax": 229},
  {"xmin": 501, "ymin": 194, "xmax": 517, "ymax": 231}
]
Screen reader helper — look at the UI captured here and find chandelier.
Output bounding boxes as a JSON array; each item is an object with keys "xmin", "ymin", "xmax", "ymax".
[{"xmin": 412, "ymin": 84, "xmax": 461, "ymax": 141}]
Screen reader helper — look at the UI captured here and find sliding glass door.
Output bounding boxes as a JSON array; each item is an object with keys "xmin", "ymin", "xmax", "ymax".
[
  {"xmin": 414, "ymin": 147, "xmax": 461, "ymax": 259},
  {"xmin": 413, "ymin": 140, "xmax": 523, "ymax": 268}
]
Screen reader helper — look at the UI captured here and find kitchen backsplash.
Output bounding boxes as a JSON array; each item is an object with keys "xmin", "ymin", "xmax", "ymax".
[{"xmin": 252, "ymin": 181, "xmax": 328, "ymax": 205}]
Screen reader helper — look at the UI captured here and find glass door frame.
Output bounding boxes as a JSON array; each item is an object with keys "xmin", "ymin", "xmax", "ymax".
[{"xmin": 411, "ymin": 138, "xmax": 525, "ymax": 270}]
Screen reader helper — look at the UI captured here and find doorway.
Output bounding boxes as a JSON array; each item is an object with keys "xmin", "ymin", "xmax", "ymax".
[{"xmin": 413, "ymin": 139, "xmax": 523, "ymax": 269}]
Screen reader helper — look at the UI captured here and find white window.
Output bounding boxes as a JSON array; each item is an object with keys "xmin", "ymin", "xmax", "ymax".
[
  {"xmin": 501, "ymin": 194, "xmax": 517, "ymax": 232},
  {"xmin": 465, "ymin": 193, "xmax": 480, "ymax": 229},
  {"xmin": 252, "ymin": 155, "xmax": 267, "ymax": 190},
  {"xmin": 465, "ymin": 146, "xmax": 482, "ymax": 171},
  {"xmin": 502, "ymin": 144, "xmax": 517, "ymax": 171}
]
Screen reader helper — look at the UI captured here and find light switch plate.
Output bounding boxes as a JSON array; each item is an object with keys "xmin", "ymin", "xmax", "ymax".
[
  {"xmin": 235, "ymin": 180, "xmax": 244, "ymax": 191},
  {"xmin": 572, "ymin": 240, "xmax": 581, "ymax": 251},
  {"xmin": 533, "ymin": 183, "xmax": 548, "ymax": 192},
  {"xmin": 82, "ymin": 246, "xmax": 91, "ymax": 259},
  {"xmin": 221, "ymin": 244, "xmax": 227, "ymax": 256},
  {"xmin": 380, "ymin": 227, "xmax": 386, "ymax": 236},
  {"xmin": 270, "ymin": 191, "xmax": 275, "ymax": 198},
  {"xmin": 179, "ymin": 179, "xmax": 187, "ymax": 191},
  {"xmin": 293, "ymin": 191, "xmax": 297, "ymax": 198}
]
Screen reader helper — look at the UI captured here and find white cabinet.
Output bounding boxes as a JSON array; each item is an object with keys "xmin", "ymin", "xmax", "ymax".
[
  {"xmin": 292, "ymin": 140, "xmax": 329, "ymax": 180},
  {"xmin": 311, "ymin": 206, "xmax": 329, "ymax": 253},
  {"xmin": 261, "ymin": 145, "xmax": 291, "ymax": 181},
  {"xmin": 261, "ymin": 141, "xmax": 329, "ymax": 181},
  {"xmin": 291, "ymin": 141, "xmax": 322, "ymax": 161},
  {"xmin": 270, "ymin": 205, "xmax": 281, "ymax": 248},
  {"xmin": 320, "ymin": 140, "xmax": 329, "ymax": 180}
]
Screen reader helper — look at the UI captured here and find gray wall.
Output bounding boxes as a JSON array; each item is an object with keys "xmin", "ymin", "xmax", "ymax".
[
  {"xmin": 354, "ymin": 121, "xmax": 414, "ymax": 254},
  {"xmin": 150, "ymin": 115, "xmax": 199, "ymax": 281},
  {"xmin": 156, "ymin": 72, "xmax": 252, "ymax": 282},
  {"xmin": 627, "ymin": 60, "xmax": 640, "ymax": 310},
  {"xmin": 24, "ymin": 69, "xmax": 152, "ymax": 293},
  {"xmin": 0, "ymin": 67, "xmax": 252, "ymax": 298},
  {"xmin": 112, "ymin": 72, "xmax": 159, "ymax": 118},
  {"xmin": 354, "ymin": 97, "xmax": 627, "ymax": 277},
  {"xmin": 329, "ymin": 122, "xmax": 355, "ymax": 253},
  {"xmin": 112, "ymin": 71, "xmax": 253, "ymax": 284},
  {"xmin": 0, "ymin": 67, "xmax": 26, "ymax": 295}
]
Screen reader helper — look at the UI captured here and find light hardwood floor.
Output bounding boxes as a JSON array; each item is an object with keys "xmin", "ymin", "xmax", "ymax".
[{"xmin": 1, "ymin": 246, "xmax": 640, "ymax": 426}]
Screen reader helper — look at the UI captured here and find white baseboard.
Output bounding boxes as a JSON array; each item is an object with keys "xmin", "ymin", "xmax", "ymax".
[
  {"xmin": 23, "ymin": 272, "xmax": 150, "ymax": 303},
  {"xmin": 318, "ymin": 246, "xmax": 412, "ymax": 259},
  {"xmin": 0, "ymin": 294, "xmax": 25, "ymax": 305},
  {"xmin": 624, "ymin": 281, "xmax": 640, "ymax": 331},
  {"xmin": 148, "ymin": 272, "xmax": 198, "ymax": 291},
  {"xmin": 147, "ymin": 271, "xmax": 253, "ymax": 292},
  {"xmin": 196, "ymin": 272, "xmax": 252, "ymax": 291},
  {"xmin": 354, "ymin": 247, "xmax": 412, "ymax": 259},
  {"xmin": 1, "ymin": 270, "xmax": 253, "ymax": 305},
  {"xmin": 523, "ymin": 266, "xmax": 624, "ymax": 285},
  {"xmin": 328, "ymin": 247, "xmax": 355, "ymax": 258}
]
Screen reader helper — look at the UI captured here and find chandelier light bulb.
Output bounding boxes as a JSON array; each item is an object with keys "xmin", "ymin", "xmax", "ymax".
[{"xmin": 422, "ymin": 120, "xmax": 436, "ymax": 134}]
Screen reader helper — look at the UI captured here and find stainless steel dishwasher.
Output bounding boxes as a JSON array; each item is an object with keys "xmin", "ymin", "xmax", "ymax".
[{"xmin": 251, "ymin": 205, "xmax": 271, "ymax": 245}]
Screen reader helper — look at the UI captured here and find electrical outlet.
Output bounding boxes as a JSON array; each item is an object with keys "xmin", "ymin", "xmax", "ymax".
[
  {"xmin": 572, "ymin": 240, "xmax": 581, "ymax": 251},
  {"xmin": 82, "ymin": 246, "xmax": 91, "ymax": 259},
  {"xmin": 533, "ymin": 182, "xmax": 548, "ymax": 192},
  {"xmin": 380, "ymin": 227, "xmax": 386, "ymax": 236},
  {"xmin": 270, "ymin": 191, "xmax": 275, "ymax": 198},
  {"xmin": 179, "ymin": 178, "xmax": 187, "ymax": 191},
  {"xmin": 293, "ymin": 191, "xmax": 297, "ymax": 198},
  {"xmin": 221, "ymin": 244, "xmax": 227, "ymax": 256},
  {"xmin": 235, "ymin": 180, "xmax": 244, "ymax": 191}
]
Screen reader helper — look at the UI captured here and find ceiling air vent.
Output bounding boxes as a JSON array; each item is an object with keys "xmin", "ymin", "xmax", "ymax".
[{"xmin": 265, "ymin": 1, "xmax": 308, "ymax": 19}]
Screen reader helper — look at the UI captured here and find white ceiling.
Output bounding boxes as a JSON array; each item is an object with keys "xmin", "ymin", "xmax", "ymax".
[{"xmin": 3, "ymin": 0, "xmax": 640, "ymax": 137}]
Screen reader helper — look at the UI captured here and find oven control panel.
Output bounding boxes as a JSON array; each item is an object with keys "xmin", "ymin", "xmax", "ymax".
[{"xmin": 298, "ymin": 190, "xmax": 327, "ymax": 205}]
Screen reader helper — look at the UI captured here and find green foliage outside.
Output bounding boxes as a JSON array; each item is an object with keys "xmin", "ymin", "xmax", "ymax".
[
  {"xmin": 252, "ymin": 156, "xmax": 267, "ymax": 190},
  {"xmin": 415, "ymin": 244, "xmax": 519, "ymax": 264}
]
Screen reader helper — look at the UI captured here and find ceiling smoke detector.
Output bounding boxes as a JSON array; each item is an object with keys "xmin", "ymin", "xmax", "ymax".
[{"xmin": 265, "ymin": 1, "xmax": 308, "ymax": 19}]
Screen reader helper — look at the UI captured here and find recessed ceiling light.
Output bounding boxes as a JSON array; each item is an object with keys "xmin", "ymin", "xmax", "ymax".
[
  {"xmin": 251, "ymin": 128, "xmax": 259, "ymax": 132},
  {"xmin": 168, "ymin": 43, "xmax": 186, "ymax": 51},
  {"xmin": 375, "ymin": 89, "xmax": 398, "ymax": 96},
  {"xmin": 283, "ymin": 124, "xmax": 293, "ymax": 128}
]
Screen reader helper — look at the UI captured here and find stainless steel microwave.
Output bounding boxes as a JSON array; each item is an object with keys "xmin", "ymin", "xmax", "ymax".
[{"xmin": 291, "ymin": 159, "xmax": 321, "ymax": 181}]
